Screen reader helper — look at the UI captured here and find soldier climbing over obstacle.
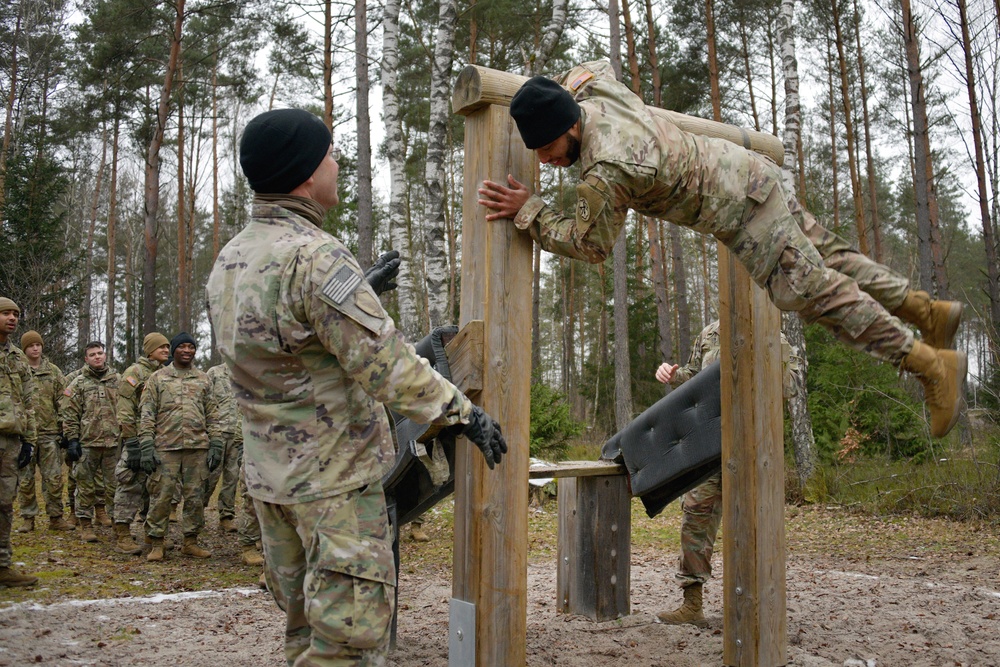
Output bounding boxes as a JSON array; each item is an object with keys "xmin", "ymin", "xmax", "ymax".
[{"xmin": 478, "ymin": 60, "xmax": 966, "ymax": 438}]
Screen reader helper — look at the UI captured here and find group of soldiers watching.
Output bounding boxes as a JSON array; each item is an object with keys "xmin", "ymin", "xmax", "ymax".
[{"xmin": 0, "ymin": 295, "xmax": 264, "ymax": 588}]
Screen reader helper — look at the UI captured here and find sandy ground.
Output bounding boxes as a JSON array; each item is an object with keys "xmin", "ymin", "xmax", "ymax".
[{"xmin": 1, "ymin": 542, "xmax": 998, "ymax": 667}]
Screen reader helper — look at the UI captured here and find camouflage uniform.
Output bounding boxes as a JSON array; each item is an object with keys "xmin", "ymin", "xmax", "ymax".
[
  {"xmin": 514, "ymin": 60, "xmax": 914, "ymax": 365},
  {"xmin": 668, "ymin": 321, "xmax": 800, "ymax": 588},
  {"xmin": 0, "ymin": 340, "xmax": 36, "ymax": 568},
  {"xmin": 140, "ymin": 364, "xmax": 222, "ymax": 540},
  {"xmin": 62, "ymin": 364, "xmax": 98, "ymax": 513},
  {"xmin": 237, "ymin": 460, "xmax": 261, "ymax": 549},
  {"xmin": 203, "ymin": 363, "xmax": 240, "ymax": 523},
  {"xmin": 112, "ymin": 356, "xmax": 160, "ymax": 524},
  {"xmin": 61, "ymin": 366, "xmax": 120, "ymax": 520},
  {"xmin": 207, "ymin": 198, "xmax": 474, "ymax": 666},
  {"xmin": 17, "ymin": 359, "xmax": 65, "ymax": 520}
]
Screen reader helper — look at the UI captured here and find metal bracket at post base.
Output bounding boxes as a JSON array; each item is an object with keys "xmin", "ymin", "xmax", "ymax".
[{"xmin": 448, "ymin": 598, "xmax": 476, "ymax": 667}]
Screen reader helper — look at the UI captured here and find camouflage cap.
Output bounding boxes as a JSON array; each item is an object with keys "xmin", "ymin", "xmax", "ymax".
[
  {"xmin": 510, "ymin": 76, "xmax": 580, "ymax": 149},
  {"xmin": 20, "ymin": 330, "xmax": 42, "ymax": 349},
  {"xmin": 0, "ymin": 297, "xmax": 19, "ymax": 315}
]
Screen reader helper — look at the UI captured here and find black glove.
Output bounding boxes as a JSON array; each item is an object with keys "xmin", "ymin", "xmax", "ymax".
[
  {"xmin": 461, "ymin": 405, "xmax": 507, "ymax": 470},
  {"xmin": 139, "ymin": 440, "xmax": 159, "ymax": 474},
  {"xmin": 59, "ymin": 434, "xmax": 70, "ymax": 449},
  {"xmin": 364, "ymin": 250, "xmax": 401, "ymax": 295},
  {"xmin": 207, "ymin": 440, "xmax": 224, "ymax": 472},
  {"xmin": 124, "ymin": 437, "xmax": 142, "ymax": 472},
  {"xmin": 17, "ymin": 438, "xmax": 33, "ymax": 469},
  {"xmin": 66, "ymin": 439, "xmax": 82, "ymax": 463}
]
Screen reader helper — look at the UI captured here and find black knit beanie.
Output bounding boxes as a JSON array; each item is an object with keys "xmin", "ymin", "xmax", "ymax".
[
  {"xmin": 170, "ymin": 332, "xmax": 197, "ymax": 360},
  {"xmin": 510, "ymin": 76, "xmax": 581, "ymax": 150},
  {"xmin": 239, "ymin": 109, "xmax": 332, "ymax": 194}
]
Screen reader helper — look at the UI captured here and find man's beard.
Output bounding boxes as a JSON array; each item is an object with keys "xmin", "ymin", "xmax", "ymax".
[{"xmin": 565, "ymin": 134, "xmax": 581, "ymax": 165}]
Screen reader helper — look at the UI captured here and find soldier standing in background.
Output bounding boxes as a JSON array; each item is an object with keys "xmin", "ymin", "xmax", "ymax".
[
  {"xmin": 16, "ymin": 330, "xmax": 73, "ymax": 533},
  {"xmin": 207, "ymin": 108, "xmax": 507, "ymax": 665},
  {"xmin": 0, "ymin": 298, "xmax": 38, "ymax": 587},
  {"xmin": 654, "ymin": 320, "xmax": 800, "ymax": 626},
  {"xmin": 111, "ymin": 332, "xmax": 170, "ymax": 555},
  {"xmin": 204, "ymin": 362, "xmax": 241, "ymax": 533},
  {"xmin": 140, "ymin": 332, "xmax": 222, "ymax": 562},
  {"xmin": 61, "ymin": 341, "xmax": 120, "ymax": 543}
]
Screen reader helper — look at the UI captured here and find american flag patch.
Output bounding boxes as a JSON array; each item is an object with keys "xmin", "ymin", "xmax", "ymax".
[
  {"xmin": 127, "ymin": 376, "xmax": 138, "ymax": 386},
  {"xmin": 321, "ymin": 265, "xmax": 362, "ymax": 305}
]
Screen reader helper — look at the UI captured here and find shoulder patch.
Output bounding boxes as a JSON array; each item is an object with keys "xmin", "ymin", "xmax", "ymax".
[
  {"xmin": 126, "ymin": 376, "xmax": 138, "ymax": 387},
  {"xmin": 320, "ymin": 262, "xmax": 363, "ymax": 306},
  {"xmin": 63, "ymin": 387, "xmax": 72, "ymax": 396},
  {"xmin": 568, "ymin": 71, "xmax": 594, "ymax": 92}
]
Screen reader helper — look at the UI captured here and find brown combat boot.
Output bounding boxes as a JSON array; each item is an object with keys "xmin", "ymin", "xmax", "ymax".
[
  {"xmin": 258, "ymin": 571, "xmax": 267, "ymax": 590},
  {"xmin": 657, "ymin": 583, "xmax": 707, "ymax": 627},
  {"xmin": 66, "ymin": 512, "xmax": 78, "ymax": 528},
  {"xmin": 0, "ymin": 566, "xmax": 38, "ymax": 588},
  {"xmin": 143, "ymin": 531, "xmax": 173, "ymax": 550},
  {"xmin": 893, "ymin": 290, "xmax": 963, "ymax": 350},
  {"xmin": 114, "ymin": 523, "xmax": 142, "ymax": 555},
  {"xmin": 16, "ymin": 517, "xmax": 34, "ymax": 533},
  {"xmin": 78, "ymin": 518, "xmax": 98, "ymax": 543},
  {"xmin": 147, "ymin": 537, "xmax": 165, "ymax": 562},
  {"xmin": 219, "ymin": 518, "xmax": 237, "ymax": 533},
  {"xmin": 48, "ymin": 515, "xmax": 76, "ymax": 531},
  {"xmin": 241, "ymin": 546, "xmax": 264, "ymax": 566},
  {"xmin": 181, "ymin": 535, "xmax": 212, "ymax": 559},
  {"xmin": 94, "ymin": 505, "xmax": 113, "ymax": 527},
  {"xmin": 409, "ymin": 526, "xmax": 430, "ymax": 542},
  {"xmin": 900, "ymin": 340, "xmax": 967, "ymax": 438}
]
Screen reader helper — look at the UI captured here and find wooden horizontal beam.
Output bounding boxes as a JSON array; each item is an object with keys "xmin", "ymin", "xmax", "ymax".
[
  {"xmin": 528, "ymin": 460, "xmax": 627, "ymax": 480},
  {"xmin": 452, "ymin": 64, "xmax": 784, "ymax": 166}
]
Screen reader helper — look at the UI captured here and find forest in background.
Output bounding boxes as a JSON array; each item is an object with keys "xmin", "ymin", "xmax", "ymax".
[{"xmin": 1, "ymin": 0, "xmax": 998, "ymax": 503}]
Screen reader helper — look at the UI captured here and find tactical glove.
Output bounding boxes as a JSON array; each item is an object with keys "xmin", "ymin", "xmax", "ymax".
[
  {"xmin": 461, "ymin": 405, "xmax": 507, "ymax": 470},
  {"xmin": 66, "ymin": 439, "xmax": 82, "ymax": 463},
  {"xmin": 124, "ymin": 437, "xmax": 142, "ymax": 472},
  {"xmin": 207, "ymin": 440, "xmax": 224, "ymax": 472},
  {"xmin": 364, "ymin": 250, "xmax": 401, "ymax": 295},
  {"xmin": 139, "ymin": 439, "xmax": 159, "ymax": 474},
  {"xmin": 59, "ymin": 434, "xmax": 70, "ymax": 449},
  {"xmin": 17, "ymin": 438, "xmax": 33, "ymax": 469}
]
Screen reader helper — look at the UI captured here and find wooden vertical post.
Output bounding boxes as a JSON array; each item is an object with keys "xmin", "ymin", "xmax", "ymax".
[
  {"xmin": 451, "ymin": 103, "xmax": 534, "ymax": 665},
  {"xmin": 718, "ymin": 244, "xmax": 787, "ymax": 666}
]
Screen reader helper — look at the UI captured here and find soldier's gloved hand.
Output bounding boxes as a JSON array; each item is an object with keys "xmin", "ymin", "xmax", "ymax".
[
  {"xmin": 59, "ymin": 434, "xmax": 70, "ymax": 449},
  {"xmin": 207, "ymin": 440, "xmax": 224, "ymax": 472},
  {"xmin": 17, "ymin": 438, "xmax": 33, "ymax": 469},
  {"xmin": 364, "ymin": 250, "xmax": 401, "ymax": 295},
  {"xmin": 124, "ymin": 437, "xmax": 142, "ymax": 472},
  {"xmin": 461, "ymin": 405, "xmax": 507, "ymax": 470},
  {"xmin": 139, "ymin": 439, "xmax": 159, "ymax": 474},
  {"xmin": 66, "ymin": 439, "xmax": 82, "ymax": 463}
]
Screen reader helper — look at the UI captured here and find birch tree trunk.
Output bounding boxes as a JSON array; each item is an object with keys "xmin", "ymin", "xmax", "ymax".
[
  {"xmin": 381, "ymin": 0, "xmax": 420, "ymax": 338},
  {"xmin": 530, "ymin": 0, "xmax": 567, "ymax": 75},
  {"xmin": 778, "ymin": 0, "xmax": 819, "ymax": 499},
  {"xmin": 423, "ymin": 0, "xmax": 457, "ymax": 328},
  {"xmin": 142, "ymin": 0, "xmax": 185, "ymax": 333},
  {"xmin": 355, "ymin": 0, "xmax": 373, "ymax": 269}
]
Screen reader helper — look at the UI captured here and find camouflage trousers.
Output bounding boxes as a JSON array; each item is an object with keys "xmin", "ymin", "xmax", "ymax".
[
  {"xmin": 66, "ymin": 451, "xmax": 77, "ymax": 513},
  {"xmin": 75, "ymin": 445, "xmax": 118, "ymax": 520},
  {"xmin": 0, "ymin": 434, "xmax": 21, "ymax": 568},
  {"xmin": 202, "ymin": 436, "xmax": 241, "ymax": 520},
  {"xmin": 738, "ymin": 186, "xmax": 914, "ymax": 365},
  {"xmin": 17, "ymin": 434, "xmax": 64, "ymax": 518},
  {"xmin": 112, "ymin": 446, "xmax": 149, "ymax": 524},
  {"xmin": 238, "ymin": 461, "xmax": 261, "ymax": 548},
  {"xmin": 145, "ymin": 449, "xmax": 208, "ymax": 539},
  {"xmin": 257, "ymin": 479, "xmax": 396, "ymax": 667},
  {"xmin": 675, "ymin": 472, "xmax": 723, "ymax": 589}
]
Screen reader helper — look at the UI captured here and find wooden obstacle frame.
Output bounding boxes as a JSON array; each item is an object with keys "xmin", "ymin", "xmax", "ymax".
[{"xmin": 446, "ymin": 64, "xmax": 787, "ymax": 667}]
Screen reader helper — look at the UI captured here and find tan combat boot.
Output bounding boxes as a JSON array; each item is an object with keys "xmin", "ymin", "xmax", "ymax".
[
  {"xmin": 78, "ymin": 518, "xmax": 98, "ymax": 543},
  {"xmin": 893, "ymin": 290, "xmax": 963, "ymax": 350},
  {"xmin": 258, "ymin": 571, "xmax": 267, "ymax": 590},
  {"xmin": 94, "ymin": 505, "xmax": 113, "ymax": 527},
  {"xmin": 16, "ymin": 517, "xmax": 34, "ymax": 533},
  {"xmin": 900, "ymin": 340, "xmax": 967, "ymax": 438},
  {"xmin": 657, "ymin": 583, "xmax": 707, "ymax": 627},
  {"xmin": 219, "ymin": 518, "xmax": 237, "ymax": 533},
  {"xmin": 181, "ymin": 535, "xmax": 212, "ymax": 559},
  {"xmin": 66, "ymin": 513, "xmax": 78, "ymax": 528},
  {"xmin": 409, "ymin": 526, "xmax": 430, "ymax": 542},
  {"xmin": 48, "ymin": 515, "xmax": 76, "ymax": 531},
  {"xmin": 0, "ymin": 566, "xmax": 38, "ymax": 588},
  {"xmin": 241, "ymin": 546, "xmax": 264, "ymax": 566},
  {"xmin": 147, "ymin": 537, "xmax": 165, "ymax": 562},
  {"xmin": 114, "ymin": 523, "xmax": 142, "ymax": 555},
  {"xmin": 144, "ymin": 531, "xmax": 173, "ymax": 550}
]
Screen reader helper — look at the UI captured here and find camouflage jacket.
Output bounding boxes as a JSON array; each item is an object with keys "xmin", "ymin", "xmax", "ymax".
[
  {"xmin": 207, "ymin": 363, "xmax": 240, "ymax": 445},
  {"xmin": 206, "ymin": 199, "xmax": 472, "ymax": 504},
  {"xmin": 671, "ymin": 320, "xmax": 801, "ymax": 399},
  {"xmin": 116, "ymin": 356, "xmax": 161, "ymax": 440},
  {"xmin": 514, "ymin": 60, "xmax": 789, "ymax": 284},
  {"xmin": 61, "ymin": 365, "xmax": 120, "ymax": 448},
  {"xmin": 139, "ymin": 364, "xmax": 222, "ymax": 452},
  {"xmin": 28, "ymin": 358, "xmax": 64, "ymax": 437},
  {"xmin": 0, "ymin": 339, "xmax": 37, "ymax": 441}
]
